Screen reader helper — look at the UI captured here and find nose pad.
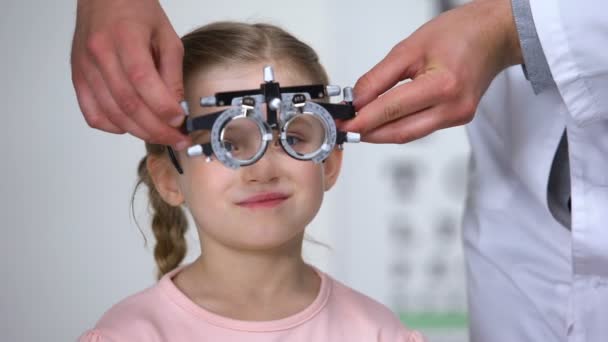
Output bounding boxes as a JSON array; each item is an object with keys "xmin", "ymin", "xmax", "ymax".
[
  {"xmin": 265, "ymin": 129, "xmax": 285, "ymax": 153},
  {"xmin": 271, "ymin": 134, "xmax": 282, "ymax": 149}
]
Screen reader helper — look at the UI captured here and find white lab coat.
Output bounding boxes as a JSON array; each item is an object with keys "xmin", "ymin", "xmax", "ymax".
[{"xmin": 463, "ymin": 1, "xmax": 608, "ymax": 341}]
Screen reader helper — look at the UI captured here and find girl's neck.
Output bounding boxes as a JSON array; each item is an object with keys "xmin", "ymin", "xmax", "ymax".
[{"xmin": 172, "ymin": 234, "xmax": 321, "ymax": 321}]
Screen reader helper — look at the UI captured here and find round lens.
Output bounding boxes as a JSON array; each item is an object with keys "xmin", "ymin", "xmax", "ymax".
[
  {"xmin": 283, "ymin": 114, "xmax": 326, "ymax": 157},
  {"xmin": 220, "ymin": 117, "xmax": 262, "ymax": 161}
]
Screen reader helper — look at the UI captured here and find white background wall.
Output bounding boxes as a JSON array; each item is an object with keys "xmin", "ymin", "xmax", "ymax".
[{"xmin": 0, "ymin": 1, "xmax": 469, "ymax": 341}]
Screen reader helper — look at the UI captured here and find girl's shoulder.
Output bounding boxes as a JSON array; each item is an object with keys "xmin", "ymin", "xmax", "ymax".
[
  {"xmin": 325, "ymin": 273, "xmax": 397, "ymax": 320},
  {"xmin": 100, "ymin": 283, "xmax": 164, "ymax": 323},
  {"xmin": 79, "ymin": 271, "xmax": 183, "ymax": 342},
  {"xmin": 79, "ymin": 283, "xmax": 165, "ymax": 341},
  {"xmin": 323, "ymin": 273, "xmax": 426, "ymax": 342}
]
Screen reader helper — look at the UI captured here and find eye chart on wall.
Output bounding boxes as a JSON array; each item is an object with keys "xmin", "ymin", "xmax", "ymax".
[
  {"xmin": 309, "ymin": 2, "xmax": 473, "ymax": 341},
  {"xmin": 324, "ymin": 128, "xmax": 470, "ymax": 342}
]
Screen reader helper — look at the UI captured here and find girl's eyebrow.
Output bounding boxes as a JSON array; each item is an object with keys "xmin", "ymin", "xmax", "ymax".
[
  {"xmin": 288, "ymin": 119, "xmax": 313, "ymax": 131},
  {"xmin": 224, "ymin": 124, "xmax": 253, "ymax": 137}
]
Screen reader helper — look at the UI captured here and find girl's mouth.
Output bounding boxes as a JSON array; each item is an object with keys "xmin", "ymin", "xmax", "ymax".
[{"xmin": 236, "ymin": 192, "xmax": 290, "ymax": 208}]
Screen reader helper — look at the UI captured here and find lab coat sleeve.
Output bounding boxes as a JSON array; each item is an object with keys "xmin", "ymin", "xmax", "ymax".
[
  {"xmin": 512, "ymin": 0, "xmax": 555, "ymax": 94},
  {"xmin": 529, "ymin": 0, "xmax": 608, "ymax": 126}
]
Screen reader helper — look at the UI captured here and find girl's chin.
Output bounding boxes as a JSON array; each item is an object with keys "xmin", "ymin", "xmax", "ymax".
[{"xmin": 228, "ymin": 229, "xmax": 305, "ymax": 252}]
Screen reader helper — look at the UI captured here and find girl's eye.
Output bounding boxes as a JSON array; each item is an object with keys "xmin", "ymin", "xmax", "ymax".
[
  {"xmin": 286, "ymin": 135, "xmax": 303, "ymax": 146},
  {"xmin": 223, "ymin": 141, "xmax": 235, "ymax": 152}
]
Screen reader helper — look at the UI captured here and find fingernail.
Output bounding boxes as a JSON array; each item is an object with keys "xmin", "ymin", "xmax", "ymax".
[
  {"xmin": 170, "ymin": 115, "xmax": 185, "ymax": 127},
  {"xmin": 175, "ymin": 140, "xmax": 189, "ymax": 151},
  {"xmin": 180, "ymin": 101, "xmax": 189, "ymax": 114}
]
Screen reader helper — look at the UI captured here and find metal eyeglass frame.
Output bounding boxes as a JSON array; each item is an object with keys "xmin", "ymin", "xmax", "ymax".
[{"xmin": 167, "ymin": 66, "xmax": 360, "ymax": 174}]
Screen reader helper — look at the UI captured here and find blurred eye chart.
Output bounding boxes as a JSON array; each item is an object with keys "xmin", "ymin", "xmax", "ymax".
[{"xmin": 322, "ymin": 2, "xmax": 472, "ymax": 341}]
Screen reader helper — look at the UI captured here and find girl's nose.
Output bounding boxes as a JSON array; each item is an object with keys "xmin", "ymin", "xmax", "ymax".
[{"xmin": 240, "ymin": 138, "xmax": 282, "ymax": 184}]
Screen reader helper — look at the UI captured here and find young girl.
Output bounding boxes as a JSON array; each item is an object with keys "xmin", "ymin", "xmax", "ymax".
[{"xmin": 80, "ymin": 22, "xmax": 424, "ymax": 342}]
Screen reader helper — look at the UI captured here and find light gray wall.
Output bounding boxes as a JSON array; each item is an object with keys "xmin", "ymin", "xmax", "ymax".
[{"xmin": 0, "ymin": 1, "xmax": 469, "ymax": 341}]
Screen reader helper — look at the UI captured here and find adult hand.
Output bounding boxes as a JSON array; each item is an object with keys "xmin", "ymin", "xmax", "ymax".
[
  {"xmin": 340, "ymin": 0, "xmax": 523, "ymax": 144},
  {"xmin": 71, "ymin": 0, "xmax": 191, "ymax": 150}
]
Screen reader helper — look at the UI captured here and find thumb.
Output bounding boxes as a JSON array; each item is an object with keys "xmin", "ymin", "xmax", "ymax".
[{"xmin": 353, "ymin": 40, "xmax": 420, "ymax": 110}]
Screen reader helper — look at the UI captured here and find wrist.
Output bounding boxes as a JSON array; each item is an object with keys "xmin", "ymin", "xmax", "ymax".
[
  {"xmin": 476, "ymin": 0, "xmax": 524, "ymax": 69},
  {"xmin": 470, "ymin": 0, "xmax": 524, "ymax": 71}
]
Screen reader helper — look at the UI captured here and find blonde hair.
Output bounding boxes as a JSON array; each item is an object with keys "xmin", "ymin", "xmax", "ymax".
[{"xmin": 133, "ymin": 22, "xmax": 330, "ymax": 280}]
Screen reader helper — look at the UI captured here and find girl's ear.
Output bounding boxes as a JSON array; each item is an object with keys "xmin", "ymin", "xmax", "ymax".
[
  {"xmin": 322, "ymin": 149, "xmax": 343, "ymax": 191},
  {"xmin": 147, "ymin": 155, "xmax": 185, "ymax": 206}
]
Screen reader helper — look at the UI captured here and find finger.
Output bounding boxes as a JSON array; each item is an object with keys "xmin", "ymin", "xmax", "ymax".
[
  {"xmin": 361, "ymin": 105, "xmax": 461, "ymax": 144},
  {"xmin": 342, "ymin": 73, "xmax": 443, "ymax": 134},
  {"xmin": 117, "ymin": 27, "xmax": 185, "ymax": 125},
  {"xmin": 80, "ymin": 59, "xmax": 153, "ymax": 141},
  {"xmin": 72, "ymin": 65, "xmax": 125, "ymax": 134},
  {"xmin": 156, "ymin": 28, "xmax": 185, "ymax": 123},
  {"xmin": 353, "ymin": 40, "xmax": 421, "ymax": 109},
  {"xmin": 361, "ymin": 108, "xmax": 442, "ymax": 144},
  {"xmin": 87, "ymin": 34, "xmax": 188, "ymax": 147}
]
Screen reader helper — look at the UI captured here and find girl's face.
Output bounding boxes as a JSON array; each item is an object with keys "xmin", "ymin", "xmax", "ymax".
[{"xmin": 151, "ymin": 62, "xmax": 342, "ymax": 252}]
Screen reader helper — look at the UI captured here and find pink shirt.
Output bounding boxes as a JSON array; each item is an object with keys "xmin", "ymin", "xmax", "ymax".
[{"xmin": 80, "ymin": 266, "xmax": 425, "ymax": 342}]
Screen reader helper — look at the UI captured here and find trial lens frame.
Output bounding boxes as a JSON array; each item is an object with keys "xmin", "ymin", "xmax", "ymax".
[{"xmin": 167, "ymin": 66, "xmax": 359, "ymax": 174}]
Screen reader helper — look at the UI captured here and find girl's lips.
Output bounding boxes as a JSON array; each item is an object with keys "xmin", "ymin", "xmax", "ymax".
[{"xmin": 236, "ymin": 192, "xmax": 290, "ymax": 208}]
